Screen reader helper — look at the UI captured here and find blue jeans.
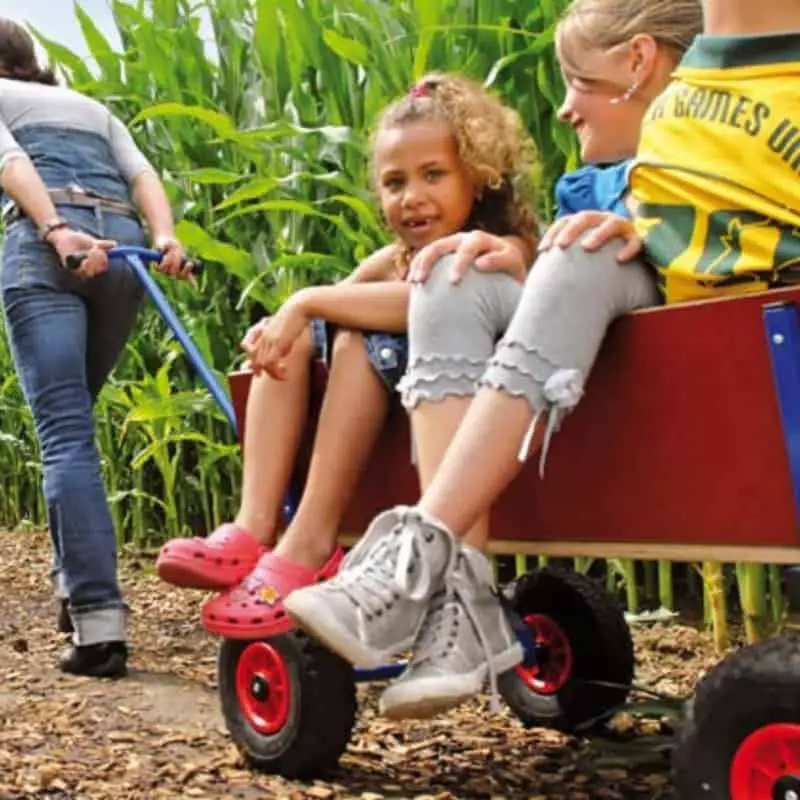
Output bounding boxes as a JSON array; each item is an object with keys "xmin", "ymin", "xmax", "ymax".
[
  {"xmin": 1, "ymin": 206, "xmax": 145, "ymax": 645},
  {"xmin": 311, "ymin": 319, "xmax": 409, "ymax": 393}
]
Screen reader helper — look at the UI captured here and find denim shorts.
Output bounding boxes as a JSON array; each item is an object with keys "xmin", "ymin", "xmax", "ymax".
[{"xmin": 311, "ymin": 319, "xmax": 408, "ymax": 393}]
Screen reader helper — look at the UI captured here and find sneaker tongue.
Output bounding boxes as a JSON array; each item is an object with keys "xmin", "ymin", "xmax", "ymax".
[
  {"xmin": 449, "ymin": 550, "xmax": 505, "ymax": 713},
  {"xmin": 413, "ymin": 593, "xmax": 456, "ymax": 663}
]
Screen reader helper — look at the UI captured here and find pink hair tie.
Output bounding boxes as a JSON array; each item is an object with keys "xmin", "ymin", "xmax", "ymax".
[{"xmin": 409, "ymin": 82, "xmax": 428, "ymax": 98}]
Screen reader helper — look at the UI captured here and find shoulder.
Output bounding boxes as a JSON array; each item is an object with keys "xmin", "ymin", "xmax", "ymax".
[{"xmin": 0, "ymin": 76, "xmax": 102, "ymax": 111}]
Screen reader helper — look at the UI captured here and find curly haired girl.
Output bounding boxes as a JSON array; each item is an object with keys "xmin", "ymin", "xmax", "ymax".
[{"xmin": 156, "ymin": 72, "xmax": 541, "ymax": 641}]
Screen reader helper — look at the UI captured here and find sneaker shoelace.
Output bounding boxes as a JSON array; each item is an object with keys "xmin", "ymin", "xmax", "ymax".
[
  {"xmin": 410, "ymin": 557, "xmax": 503, "ymax": 713},
  {"xmin": 518, "ymin": 368, "xmax": 584, "ymax": 476},
  {"xmin": 333, "ymin": 512, "xmax": 455, "ymax": 622}
]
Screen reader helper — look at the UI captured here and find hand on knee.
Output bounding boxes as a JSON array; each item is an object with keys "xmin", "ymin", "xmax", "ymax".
[
  {"xmin": 409, "ymin": 231, "xmax": 528, "ymax": 285},
  {"xmin": 538, "ymin": 211, "xmax": 642, "ymax": 262},
  {"xmin": 246, "ymin": 321, "xmax": 314, "ymax": 382}
]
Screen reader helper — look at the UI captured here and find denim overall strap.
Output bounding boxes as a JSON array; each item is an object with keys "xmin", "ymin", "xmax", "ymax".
[{"xmin": 3, "ymin": 125, "xmax": 132, "ymax": 206}]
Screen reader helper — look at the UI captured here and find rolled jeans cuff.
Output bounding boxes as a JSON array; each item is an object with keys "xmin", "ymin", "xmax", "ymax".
[
  {"xmin": 51, "ymin": 570, "xmax": 68, "ymax": 600},
  {"xmin": 71, "ymin": 605, "xmax": 128, "ymax": 646}
]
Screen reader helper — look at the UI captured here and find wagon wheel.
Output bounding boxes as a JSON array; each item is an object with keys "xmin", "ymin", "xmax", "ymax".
[
  {"xmin": 498, "ymin": 566, "xmax": 634, "ymax": 732},
  {"xmin": 218, "ymin": 632, "xmax": 356, "ymax": 778},
  {"xmin": 673, "ymin": 635, "xmax": 800, "ymax": 800}
]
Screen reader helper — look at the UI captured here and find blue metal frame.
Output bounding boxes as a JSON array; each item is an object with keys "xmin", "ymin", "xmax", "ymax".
[
  {"xmin": 763, "ymin": 301, "xmax": 800, "ymax": 524},
  {"xmin": 117, "ymin": 246, "xmax": 538, "ymax": 683}
]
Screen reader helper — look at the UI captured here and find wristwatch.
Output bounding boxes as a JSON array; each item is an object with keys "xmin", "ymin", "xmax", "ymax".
[{"xmin": 38, "ymin": 217, "xmax": 69, "ymax": 243}]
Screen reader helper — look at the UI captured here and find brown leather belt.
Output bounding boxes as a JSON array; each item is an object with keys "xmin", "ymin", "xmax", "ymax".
[{"xmin": 2, "ymin": 187, "xmax": 137, "ymax": 225}]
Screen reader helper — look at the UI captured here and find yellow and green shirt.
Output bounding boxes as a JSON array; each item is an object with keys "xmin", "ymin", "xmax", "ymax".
[{"xmin": 629, "ymin": 32, "xmax": 800, "ymax": 304}]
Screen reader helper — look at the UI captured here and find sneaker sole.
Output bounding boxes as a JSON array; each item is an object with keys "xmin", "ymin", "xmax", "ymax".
[
  {"xmin": 380, "ymin": 643, "xmax": 524, "ymax": 720},
  {"xmin": 284, "ymin": 590, "xmax": 413, "ymax": 669}
]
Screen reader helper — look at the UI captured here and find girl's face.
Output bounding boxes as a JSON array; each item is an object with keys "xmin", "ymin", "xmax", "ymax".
[
  {"xmin": 557, "ymin": 45, "xmax": 651, "ymax": 164},
  {"xmin": 374, "ymin": 119, "xmax": 477, "ymax": 250}
]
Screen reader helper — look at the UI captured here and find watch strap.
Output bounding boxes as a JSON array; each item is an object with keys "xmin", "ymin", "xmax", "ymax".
[{"xmin": 39, "ymin": 217, "xmax": 69, "ymax": 242}]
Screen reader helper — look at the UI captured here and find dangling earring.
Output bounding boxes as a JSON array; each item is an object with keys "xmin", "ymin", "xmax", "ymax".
[{"xmin": 610, "ymin": 79, "xmax": 640, "ymax": 105}]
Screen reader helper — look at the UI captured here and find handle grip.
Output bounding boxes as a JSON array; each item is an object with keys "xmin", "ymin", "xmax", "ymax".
[{"xmin": 65, "ymin": 248, "xmax": 203, "ymax": 275}]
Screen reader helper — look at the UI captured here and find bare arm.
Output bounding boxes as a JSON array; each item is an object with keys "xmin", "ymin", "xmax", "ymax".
[
  {"xmin": 293, "ymin": 280, "xmax": 410, "ymax": 332},
  {"xmin": 1, "ymin": 156, "xmax": 115, "ymax": 276},
  {"xmin": 130, "ymin": 172, "xmax": 190, "ymax": 277},
  {"xmin": 341, "ymin": 243, "xmax": 400, "ymax": 283},
  {"xmin": 130, "ymin": 170, "xmax": 177, "ymax": 243},
  {"xmin": 1, "ymin": 156, "xmax": 62, "ymax": 229}
]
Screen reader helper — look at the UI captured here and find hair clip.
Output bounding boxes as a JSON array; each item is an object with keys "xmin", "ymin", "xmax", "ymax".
[{"xmin": 409, "ymin": 82, "xmax": 428, "ymax": 99}]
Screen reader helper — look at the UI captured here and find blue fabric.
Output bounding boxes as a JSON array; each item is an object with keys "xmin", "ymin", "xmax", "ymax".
[
  {"xmin": 3, "ymin": 125, "xmax": 132, "ymax": 204},
  {"xmin": 554, "ymin": 161, "xmax": 631, "ymax": 220},
  {"xmin": 1, "ymin": 127, "xmax": 146, "ymax": 643},
  {"xmin": 312, "ymin": 318, "xmax": 408, "ymax": 394}
]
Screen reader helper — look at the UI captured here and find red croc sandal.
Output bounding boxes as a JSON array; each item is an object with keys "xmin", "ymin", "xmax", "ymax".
[
  {"xmin": 156, "ymin": 524, "xmax": 266, "ymax": 591},
  {"xmin": 201, "ymin": 547, "xmax": 344, "ymax": 639}
]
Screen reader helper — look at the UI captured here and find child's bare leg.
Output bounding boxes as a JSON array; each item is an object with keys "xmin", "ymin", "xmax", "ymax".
[
  {"xmin": 235, "ymin": 326, "xmax": 314, "ymax": 544},
  {"xmin": 404, "ymin": 259, "xmax": 524, "ymax": 549},
  {"xmin": 274, "ymin": 329, "xmax": 390, "ymax": 569},
  {"xmin": 418, "ymin": 391, "xmax": 536, "ymax": 549},
  {"xmin": 286, "ymin": 238, "xmax": 660, "ymax": 673},
  {"xmin": 286, "ymin": 240, "xmax": 660, "ymax": 718}
]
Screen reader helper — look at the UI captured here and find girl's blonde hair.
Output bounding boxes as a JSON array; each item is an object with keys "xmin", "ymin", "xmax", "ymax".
[
  {"xmin": 556, "ymin": 0, "xmax": 703, "ymax": 79},
  {"xmin": 371, "ymin": 72, "xmax": 541, "ymax": 268}
]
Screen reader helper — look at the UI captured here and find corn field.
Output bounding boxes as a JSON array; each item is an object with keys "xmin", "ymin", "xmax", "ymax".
[{"xmin": 0, "ymin": 0, "xmax": 791, "ymax": 650}]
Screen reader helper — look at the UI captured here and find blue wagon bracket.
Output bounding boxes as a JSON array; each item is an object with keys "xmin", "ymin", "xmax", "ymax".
[{"xmin": 763, "ymin": 300, "xmax": 800, "ymax": 526}]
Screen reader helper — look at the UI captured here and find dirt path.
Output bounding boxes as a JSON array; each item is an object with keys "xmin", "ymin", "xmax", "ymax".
[{"xmin": 0, "ymin": 531, "xmax": 721, "ymax": 799}]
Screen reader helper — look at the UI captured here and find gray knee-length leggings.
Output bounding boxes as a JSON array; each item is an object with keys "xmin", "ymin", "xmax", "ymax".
[{"xmin": 400, "ymin": 238, "xmax": 661, "ymax": 469}]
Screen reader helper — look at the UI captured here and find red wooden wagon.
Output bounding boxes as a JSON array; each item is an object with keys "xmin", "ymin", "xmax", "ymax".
[
  {"xmin": 221, "ymin": 286, "xmax": 800, "ymax": 799},
  {"xmin": 126, "ymin": 242, "xmax": 800, "ymax": 800}
]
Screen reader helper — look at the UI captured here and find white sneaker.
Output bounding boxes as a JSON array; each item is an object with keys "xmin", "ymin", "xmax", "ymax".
[
  {"xmin": 379, "ymin": 543, "xmax": 523, "ymax": 719},
  {"xmin": 284, "ymin": 507, "xmax": 458, "ymax": 668}
]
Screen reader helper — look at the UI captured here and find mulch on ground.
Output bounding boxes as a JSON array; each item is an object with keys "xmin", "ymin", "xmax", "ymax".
[{"xmin": 0, "ymin": 530, "xmax": 722, "ymax": 799}]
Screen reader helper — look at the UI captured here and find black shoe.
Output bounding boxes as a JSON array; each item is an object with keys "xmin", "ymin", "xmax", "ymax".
[
  {"xmin": 59, "ymin": 641, "xmax": 128, "ymax": 679},
  {"xmin": 57, "ymin": 599, "xmax": 74, "ymax": 635}
]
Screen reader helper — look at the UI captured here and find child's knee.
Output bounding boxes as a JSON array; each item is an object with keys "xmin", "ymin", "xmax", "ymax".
[
  {"xmin": 536, "ymin": 236, "xmax": 629, "ymax": 286},
  {"xmin": 293, "ymin": 323, "xmax": 316, "ymax": 359},
  {"xmin": 331, "ymin": 328, "xmax": 366, "ymax": 361},
  {"xmin": 276, "ymin": 322, "xmax": 315, "ymax": 371},
  {"xmin": 409, "ymin": 254, "xmax": 490, "ymax": 329}
]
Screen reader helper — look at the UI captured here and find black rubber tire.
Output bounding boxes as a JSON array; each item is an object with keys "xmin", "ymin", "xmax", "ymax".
[
  {"xmin": 673, "ymin": 635, "xmax": 800, "ymax": 800},
  {"xmin": 498, "ymin": 566, "xmax": 634, "ymax": 732},
  {"xmin": 218, "ymin": 632, "xmax": 357, "ymax": 778}
]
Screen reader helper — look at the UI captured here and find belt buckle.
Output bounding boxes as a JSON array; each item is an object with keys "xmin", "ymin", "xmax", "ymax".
[{"xmin": 65, "ymin": 183, "xmax": 88, "ymax": 200}]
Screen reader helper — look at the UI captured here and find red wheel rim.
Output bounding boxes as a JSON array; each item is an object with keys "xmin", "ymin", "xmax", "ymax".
[
  {"xmin": 515, "ymin": 613, "xmax": 573, "ymax": 695},
  {"xmin": 730, "ymin": 723, "xmax": 800, "ymax": 800},
  {"xmin": 235, "ymin": 641, "xmax": 291, "ymax": 735}
]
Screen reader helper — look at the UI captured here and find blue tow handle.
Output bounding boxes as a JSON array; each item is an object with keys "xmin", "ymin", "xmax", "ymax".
[
  {"xmin": 84, "ymin": 246, "xmax": 300, "ymax": 524},
  {"xmin": 103, "ymin": 246, "xmax": 238, "ymax": 435}
]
